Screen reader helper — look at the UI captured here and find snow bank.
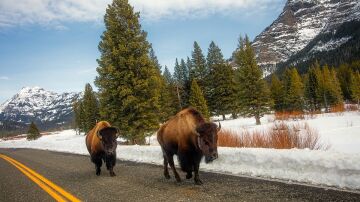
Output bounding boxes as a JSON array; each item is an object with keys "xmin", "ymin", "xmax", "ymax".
[{"xmin": 1, "ymin": 129, "xmax": 359, "ymax": 190}]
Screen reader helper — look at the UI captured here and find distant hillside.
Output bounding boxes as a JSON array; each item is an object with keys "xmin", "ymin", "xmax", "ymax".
[
  {"xmin": 0, "ymin": 87, "xmax": 81, "ymax": 137},
  {"xmin": 252, "ymin": 0, "xmax": 360, "ymax": 74}
]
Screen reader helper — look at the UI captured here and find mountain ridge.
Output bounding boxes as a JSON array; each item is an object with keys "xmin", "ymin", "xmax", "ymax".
[
  {"xmin": 252, "ymin": 0, "xmax": 360, "ymax": 74},
  {"xmin": 0, "ymin": 86, "xmax": 81, "ymax": 136}
]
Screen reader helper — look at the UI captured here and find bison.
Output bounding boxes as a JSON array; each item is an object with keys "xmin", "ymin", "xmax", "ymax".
[
  {"xmin": 157, "ymin": 108, "xmax": 221, "ymax": 185},
  {"xmin": 85, "ymin": 121, "xmax": 119, "ymax": 176}
]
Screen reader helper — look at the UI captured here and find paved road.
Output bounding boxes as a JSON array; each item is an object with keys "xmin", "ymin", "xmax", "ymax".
[{"xmin": 0, "ymin": 148, "xmax": 359, "ymax": 201}]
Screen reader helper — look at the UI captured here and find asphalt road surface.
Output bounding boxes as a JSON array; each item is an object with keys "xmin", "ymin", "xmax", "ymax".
[{"xmin": 0, "ymin": 148, "xmax": 359, "ymax": 202}]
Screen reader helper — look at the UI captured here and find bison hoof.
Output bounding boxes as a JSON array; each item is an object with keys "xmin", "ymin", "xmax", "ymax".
[
  {"xmin": 175, "ymin": 176, "xmax": 182, "ymax": 183},
  {"xmin": 110, "ymin": 172, "xmax": 116, "ymax": 177},
  {"xmin": 194, "ymin": 179, "xmax": 203, "ymax": 185},
  {"xmin": 186, "ymin": 173, "xmax": 193, "ymax": 179},
  {"xmin": 164, "ymin": 173, "xmax": 171, "ymax": 179},
  {"xmin": 96, "ymin": 170, "xmax": 101, "ymax": 176}
]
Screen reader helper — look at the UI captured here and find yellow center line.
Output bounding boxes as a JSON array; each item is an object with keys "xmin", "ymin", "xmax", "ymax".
[{"xmin": 0, "ymin": 154, "xmax": 81, "ymax": 202}]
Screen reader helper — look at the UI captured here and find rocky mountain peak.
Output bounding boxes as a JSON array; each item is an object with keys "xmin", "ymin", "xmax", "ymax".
[{"xmin": 252, "ymin": 0, "xmax": 360, "ymax": 75}]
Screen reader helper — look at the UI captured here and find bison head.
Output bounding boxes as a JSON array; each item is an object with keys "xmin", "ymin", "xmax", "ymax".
[
  {"xmin": 97, "ymin": 127, "xmax": 120, "ymax": 156},
  {"xmin": 195, "ymin": 122, "xmax": 221, "ymax": 163}
]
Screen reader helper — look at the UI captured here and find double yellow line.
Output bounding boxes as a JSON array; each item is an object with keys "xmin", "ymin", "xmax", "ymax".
[{"xmin": 0, "ymin": 154, "xmax": 81, "ymax": 202}]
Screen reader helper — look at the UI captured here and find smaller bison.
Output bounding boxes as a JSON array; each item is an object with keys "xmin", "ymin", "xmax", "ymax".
[
  {"xmin": 85, "ymin": 121, "xmax": 119, "ymax": 176},
  {"xmin": 157, "ymin": 108, "xmax": 220, "ymax": 185}
]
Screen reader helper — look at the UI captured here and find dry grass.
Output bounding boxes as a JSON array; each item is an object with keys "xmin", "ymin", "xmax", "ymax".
[
  {"xmin": 218, "ymin": 122, "xmax": 329, "ymax": 150},
  {"xmin": 274, "ymin": 111, "xmax": 305, "ymax": 121},
  {"xmin": 330, "ymin": 104, "xmax": 345, "ymax": 113}
]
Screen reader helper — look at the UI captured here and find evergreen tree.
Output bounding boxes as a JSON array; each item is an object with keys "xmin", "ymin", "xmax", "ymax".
[
  {"xmin": 173, "ymin": 58, "xmax": 190, "ymax": 108},
  {"xmin": 72, "ymin": 100, "xmax": 83, "ymax": 135},
  {"xmin": 322, "ymin": 65, "xmax": 343, "ymax": 111},
  {"xmin": 163, "ymin": 66, "xmax": 173, "ymax": 84},
  {"xmin": 304, "ymin": 63, "xmax": 322, "ymax": 111},
  {"xmin": 191, "ymin": 41, "xmax": 207, "ymax": 91},
  {"xmin": 270, "ymin": 74, "xmax": 285, "ymax": 111},
  {"xmin": 149, "ymin": 44, "xmax": 162, "ymax": 73},
  {"xmin": 95, "ymin": 0, "xmax": 161, "ymax": 144},
  {"xmin": 206, "ymin": 41, "xmax": 236, "ymax": 119},
  {"xmin": 189, "ymin": 79, "xmax": 210, "ymax": 119},
  {"xmin": 284, "ymin": 68, "xmax": 304, "ymax": 112},
  {"xmin": 234, "ymin": 36, "xmax": 272, "ymax": 125},
  {"xmin": 27, "ymin": 122, "xmax": 41, "ymax": 140},
  {"xmin": 337, "ymin": 64, "xmax": 354, "ymax": 101},
  {"xmin": 186, "ymin": 57, "xmax": 193, "ymax": 80},
  {"xmin": 82, "ymin": 83, "xmax": 100, "ymax": 132},
  {"xmin": 351, "ymin": 71, "xmax": 360, "ymax": 107},
  {"xmin": 206, "ymin": 41, "xmax": 224, "ymax": 110},
  {"xmin": 211, "ymin": 63, "xmax": 237, "ymax": 120}
]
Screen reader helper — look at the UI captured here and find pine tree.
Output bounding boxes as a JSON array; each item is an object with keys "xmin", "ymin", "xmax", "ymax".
[
  {"xmin": 27, "ymin": 122, "xmax": 41, "ymax": 140},
  {"xmin": 163, "ymin": 66, "xmax": 172, "ymax": 84},
  {"xmin": 304, "ymin": 63, "xmax": 322, "ymax": 111},
  {"xmin": 206, "ymin": 41, "xmax": 236, "ymax": 119},
  {"xmin": 191, "ymin": 41, "xmax": 208, "ymax": 91},
  {"xmin": 72, "ymin": 100, "xmax": 83, "ymax": 135},
  {"xmin": 270, "ymin": 74, "xmax": 285, "ymax": 111},
  {"xmin": 173, "ymin": 58, "xmax": 190, "ymax": 108},
  {"xmin": 322, "ymin": 65, "xmax": 343, "ymax": 111},
  {"xmin": 149, "ymin": 44, "xmax": 162, "ymax": 73},
  {"xmin": 211, "ymin": 63, "xmax": 237, "ymax": 120},
  {"xmin": 234, "ymin": 36, "xmax": 272, "ymax": 125},
  {"xmin": 337, "ymin": 64, "xmax": 354, "ymax": 101},
  {"xmin": 284, "ymin": 68, "xmax": 304, "ymax": 112},
  {"xmin": 189, "ymin": 79, "xmax": 210, "ymax": 119},
  {"xmin": 82, "ymin": 83, "xmax": 100, "ymax": 132},
  {"xmin": 351, "ymin": 71, "xmax": 360, "ymax": 107},
  {"xmin": 95, "ymin": 0, "xmax": 161, "ymax": 144}
]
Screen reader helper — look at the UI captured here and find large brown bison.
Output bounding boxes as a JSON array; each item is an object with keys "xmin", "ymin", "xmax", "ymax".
[
  {"xmin": 85, "ymin": 121, "xmax": 119, "ymax": 176},
  {"xmin": 157, "ymin": 108, "xmax": 220, "ymax": 185}
]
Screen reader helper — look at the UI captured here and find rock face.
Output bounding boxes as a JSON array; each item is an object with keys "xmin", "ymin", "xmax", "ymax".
[
  {"xmin": 252, "ymin": 0, "xmax": 360, "ymax": 74},
  {"xmin": 0, "ymin": 87, "xmax": 81, "ymax": 134}
]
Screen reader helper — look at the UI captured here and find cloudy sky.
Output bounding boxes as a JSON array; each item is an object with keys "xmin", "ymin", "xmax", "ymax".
[{"xmin": 0, "ymin": 0, "xmax": 286, "ymax": 103}]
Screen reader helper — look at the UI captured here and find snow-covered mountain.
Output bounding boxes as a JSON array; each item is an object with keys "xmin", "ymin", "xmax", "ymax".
[
  {"xmin": 0, "ymin": 87, "xmax": 81, "ymax": 133},
  {"xmin": 252, "ymin": 0, "xmax": 360, "ymax": 74}
]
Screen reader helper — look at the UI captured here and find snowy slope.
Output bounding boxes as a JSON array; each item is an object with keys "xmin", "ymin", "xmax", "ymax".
[
  {"xmin": 1, "ymin": 112, "xmax": 359, "ymax": 190},
  {"xmin": 0, "ymin": 87, "xmax": 81, "ymax": 130},
  {"xmin": 252, "ymin": 0, "xmax": 360, "ymax": 73}
]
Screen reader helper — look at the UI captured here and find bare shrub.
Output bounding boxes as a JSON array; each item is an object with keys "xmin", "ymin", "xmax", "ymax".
[
  {"xmin": 275, "ymin": 111, "xmax": 305, "ymax": 121},
  {"xmin": 330, "ymin": 104, "xmax": 345, "ymax": 114},
  {"xmin": 217, "ymin": 122, "xmax": 329, "ymax": 150}
]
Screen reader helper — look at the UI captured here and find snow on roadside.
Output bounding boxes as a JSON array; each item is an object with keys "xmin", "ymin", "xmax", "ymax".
[{"xmin": 0, "ymin": 127, "xmax": 359, "ymax": 190}]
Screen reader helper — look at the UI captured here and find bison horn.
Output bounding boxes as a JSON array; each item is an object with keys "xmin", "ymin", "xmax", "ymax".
[
  {"xmin": 217, "ymin": 122, "xmax": 221, "ymax": 131},
  {"xmin": 116, "ymin": 127, "xmax": 120, "ymax": 137},
  {"xmin": 96, "ymin": 130, "xmax": 102, "ymax": 140}
]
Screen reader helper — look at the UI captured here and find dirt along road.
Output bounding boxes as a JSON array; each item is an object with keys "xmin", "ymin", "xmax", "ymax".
[{"xmin": 0, "ymin": 148, "xmax": 359, "ymax": 201}]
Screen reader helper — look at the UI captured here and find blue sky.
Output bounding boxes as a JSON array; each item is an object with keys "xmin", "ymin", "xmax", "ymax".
[{"xmin": 0, "ymin": 0, "xmax": 286, "ymax": 103}]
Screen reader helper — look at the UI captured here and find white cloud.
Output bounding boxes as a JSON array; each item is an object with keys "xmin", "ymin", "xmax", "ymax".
[{"xmin": 0, "ymin": 0, "xmax": 284, "ymax": 28}]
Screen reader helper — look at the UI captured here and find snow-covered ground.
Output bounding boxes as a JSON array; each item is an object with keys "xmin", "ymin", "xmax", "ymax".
[{"xmin": 1, "ymin": 112, "xmax": 360, "ymax": 190}]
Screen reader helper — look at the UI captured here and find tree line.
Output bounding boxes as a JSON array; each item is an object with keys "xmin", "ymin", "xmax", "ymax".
[{"xmin": 72, "ymin": 0, "xmax": 360, "ymax": 144}]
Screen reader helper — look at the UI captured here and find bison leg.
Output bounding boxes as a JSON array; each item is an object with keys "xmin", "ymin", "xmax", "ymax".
[
  {"xmin": 194, "ymin": 161, "xmax": 202, "ymax": 185},
  {"xmin": 186, "ymin": 172, "xmax": 193, "ymax": 179},
  {"xmin": 163, "ymin": 156, "xmax": 170, "ymax": 179},
  {"xmin": 167, "ymin": 154, "xmax": 181, "ymax": 182},
  {"xmin": 105, "ymin": 155, "xmax": 116, "ymax": 177},
  {"xmin": 91, "ymin": 155, "xmax": 102, "ymax": 176}
]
